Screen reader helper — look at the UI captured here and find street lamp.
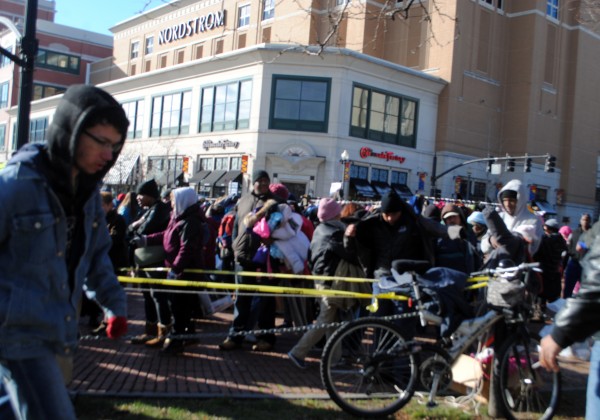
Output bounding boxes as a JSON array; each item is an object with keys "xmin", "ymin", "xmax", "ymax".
[{"xmin": 340, "ymin": 150, "xmax": 350, "ymax": 199}]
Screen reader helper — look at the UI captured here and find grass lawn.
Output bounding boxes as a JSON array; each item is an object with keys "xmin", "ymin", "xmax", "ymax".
[{"xmin": 74, "ymin": 390, "xmax": 587, "ymax": 419}]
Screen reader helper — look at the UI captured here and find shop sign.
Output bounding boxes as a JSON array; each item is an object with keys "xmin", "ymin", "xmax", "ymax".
[
  {"xmin": 359, "ymin": 147, "xmax": 406, "ymax": 163},
  {"xmin": 202, "ymin": 139, "xmax": 240, "ymax": 151},
  {"xmin": 158, "ymin": 10, "xmax": 226, "ymax": 45}
]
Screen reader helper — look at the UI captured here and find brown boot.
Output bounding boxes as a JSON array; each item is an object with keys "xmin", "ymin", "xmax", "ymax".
[
  {"xmin": 130, "ymin": 322, "xmax": 158, "ymax": 345},
  {"xmin": 145, "ymin": 323, "xmax": 171, "ymax": 348}
]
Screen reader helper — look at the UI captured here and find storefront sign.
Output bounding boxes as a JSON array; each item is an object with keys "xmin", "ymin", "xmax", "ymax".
[
  {"xmin": 202, "ymin": 139, "xmax": 240, "ymax": 151},
  {"xmin": 158, "ymin": 11, "xmax": 226, "ymax": 45},
  {"xmin": 359, "ymin": 147, "xmax": 406, "ymax": 163}
]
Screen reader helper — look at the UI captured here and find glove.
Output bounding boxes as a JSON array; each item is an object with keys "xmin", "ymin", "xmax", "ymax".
[
  {"xmin": 130, "ymin": 235, "xmax": 147, "ymax": 248},
  {"xmin": 106, "ymin": 316, "xmax": 128, "ymax": 339},
  {"xmin": 167, "ymin": 271, "xmax": 180, "ymax": 280}
]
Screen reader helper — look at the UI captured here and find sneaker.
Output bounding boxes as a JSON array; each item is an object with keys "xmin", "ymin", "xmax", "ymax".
[
  {"xmin": 251, "ymin": 340, "xmax": 274, "ymax": 352},
  {"xmin": 219, "ymin": 337, "xmax": 242, "ymax": 351},
  {"xmin": 287, "ymin": 351, "xmax": 306, "ymax": 369}
]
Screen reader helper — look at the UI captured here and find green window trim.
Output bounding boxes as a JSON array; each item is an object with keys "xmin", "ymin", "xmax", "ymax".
[
  {"xmin": 350, "ymin": 84, "xmax": 418, "ymax": 148},
  {"xmin": 269, "ymin": 75, "xmax": 331, "ymax": 133},
  {"xmin": 35, "ymin": 48, "xmax": 81, "ymax": 75}
]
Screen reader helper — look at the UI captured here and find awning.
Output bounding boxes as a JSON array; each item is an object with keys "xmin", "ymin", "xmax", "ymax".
[
  {"xmin": 189, "ymin": 170, "xmax": 211, "ymax": 184},
  {"xmin": 103, "ymin": 154, "xmax": 139, "ymax": 185},
  {"xmin": 201, "ymin": 169, "xmax": 227, "ymax": 186},
  {"xmin": 371, "ymin": 181, "xmax": 392, "ymax": 197},
  {"xmin": 350, "ymin": 178, "xmax": 377, "ymax": 198},
  {"xmin": 215, "ymin": 170, "xmax": 242, "ymax": 187},
  {"xmin": 392, "ymin": 183, "xmax": 414, "ymax": 200},
  {"xmin": 530, "ymin": 200, "xmax": 557, "ymax": 216}
]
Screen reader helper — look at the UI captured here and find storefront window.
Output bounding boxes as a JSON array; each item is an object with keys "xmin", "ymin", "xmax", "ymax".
[
  {"xmin": 150, "ymin": 90, "xmax": 191, "ymax": 137},
  {"xmin": 200, "ymin": 80, "xmax": 252, "ymax": 132},
  {"xmin": 122, "ymin": 99, "xmax": 145, "ymax": 139},
  {"xmin": 269, "ymin": 75, "xmax": 331, "ymax": 133},
  {"xmin": 350, "ymin": 84, "xmax": 418, "ymax": 148}
]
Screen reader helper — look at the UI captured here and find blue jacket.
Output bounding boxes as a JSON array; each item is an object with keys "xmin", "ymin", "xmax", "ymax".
[{"xmin": 0, "ymin": 85, "xmax": 129, "ymax": 359}]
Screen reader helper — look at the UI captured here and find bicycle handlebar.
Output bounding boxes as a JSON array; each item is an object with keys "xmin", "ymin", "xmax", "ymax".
[{"xmin": 470, "ymin": 262, "xmax": 540, "ymax": 278}]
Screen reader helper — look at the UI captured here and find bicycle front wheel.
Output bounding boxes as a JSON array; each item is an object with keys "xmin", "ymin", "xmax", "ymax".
[
  {"xmin": 493, "ymin": 332, "xmax": 561, "ymax": 420},
  {"xmin": 320, "ymin": 317, "xmax": 418, "ymax": 418}
]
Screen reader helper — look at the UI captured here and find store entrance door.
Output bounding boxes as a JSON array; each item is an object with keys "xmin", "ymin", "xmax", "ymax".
[{"xmin": 282, "ymin": 182, "xmax": 306, "ymax": 199}]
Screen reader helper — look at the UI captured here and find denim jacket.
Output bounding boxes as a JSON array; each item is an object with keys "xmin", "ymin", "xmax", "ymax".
[{"xmin": 0, "ymin": 152, "xmax": 127, "ymax": 359}]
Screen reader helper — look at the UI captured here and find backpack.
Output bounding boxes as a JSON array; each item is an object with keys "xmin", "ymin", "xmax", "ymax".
[{"xmin": 217, "ymin": 211, "xmax": 236, "ymax": 259}]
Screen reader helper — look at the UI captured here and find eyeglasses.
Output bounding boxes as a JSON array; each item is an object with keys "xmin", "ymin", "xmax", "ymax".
[{"xmin": 83, "ymin": 130, "xmax": 124, "ymax": 154}]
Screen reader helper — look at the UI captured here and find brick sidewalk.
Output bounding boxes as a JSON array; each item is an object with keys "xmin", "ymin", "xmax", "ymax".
[
  {"xmin": 68, "ymin": 291, "xmax": 589, "ymax": 399},
  {"xmin": 69, "ymin": 291, "xmax": 327, "ymax": 398}
]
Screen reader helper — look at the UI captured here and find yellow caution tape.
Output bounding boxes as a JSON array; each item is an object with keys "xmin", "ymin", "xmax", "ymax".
[
  {"xmin": 118, "ymin": 276, "xmax": 409, "ymax": 301},
  {"xmin": 118, "ymin": 267, "xmax": 375, "ymax": 284}
]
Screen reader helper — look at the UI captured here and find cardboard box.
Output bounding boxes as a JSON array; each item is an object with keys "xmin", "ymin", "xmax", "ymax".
[{"xmin": 450, "ymin": 354, "xmax": 490, "ymax": 403}]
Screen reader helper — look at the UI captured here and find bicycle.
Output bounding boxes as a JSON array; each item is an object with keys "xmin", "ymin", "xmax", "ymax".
[{"xmin": 319, "ymin": 259, "xmax": 561, "ymax": 419}]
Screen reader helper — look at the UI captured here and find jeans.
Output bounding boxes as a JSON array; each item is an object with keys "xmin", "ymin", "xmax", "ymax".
[
  {"xmin": 229, "ymin": 265, "xmax": 276, "ymax": 344},
  {"xmin": 564, "ymin": 259, "xmax": 582, "ymax": 298},
  {"xmin": 586, "ymin": 340, "xmax": 600, "ymax": 420},
  {"xmin": 0, "ymin": 351, "xmax": 76, "ymax": 420}
]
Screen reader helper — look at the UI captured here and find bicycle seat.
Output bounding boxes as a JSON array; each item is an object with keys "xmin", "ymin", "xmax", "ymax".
[{"xmin": 392, "ymin": 260, "xmax": 431, "ymax": 275}]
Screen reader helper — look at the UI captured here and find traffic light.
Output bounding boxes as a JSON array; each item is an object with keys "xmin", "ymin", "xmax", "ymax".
[
  {"xmin": 524, "ymin": 158, "xmax": 532, "ymax": 173},
  {"xmin": 544, "ymin": 155, "xmax": 556, "ymax": 172},
  {"xmin": 182, "ymin": 156, "xmax": 189, "ymax": 173},
  {"xmin": 486, "ymin": 159, "xmax": 494, "ymax": 173},
  {"xmin": 505, "ymin": 159, "xmax": 515, "ymax": 172}
]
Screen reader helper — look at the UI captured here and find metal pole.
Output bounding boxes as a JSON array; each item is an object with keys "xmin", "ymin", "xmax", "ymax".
[
  {"xmin": 430, "ymin": 153, "xmax": 437, "ymax": 197},
  {"xmin": 16, "ymin": 0, "xmax": 39, "ymax": 150}
]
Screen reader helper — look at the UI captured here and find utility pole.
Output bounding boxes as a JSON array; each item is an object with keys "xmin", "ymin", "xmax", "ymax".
[
  {"xmin": 0, "ymin": 0, "xmax": 38, "ymax": 151},
  {"xmin": 16, "ymin": 0, "xmax": 39, "ymax": 150}
]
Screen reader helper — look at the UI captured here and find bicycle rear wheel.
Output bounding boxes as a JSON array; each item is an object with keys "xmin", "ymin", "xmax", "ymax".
[
  {"xmin": 493, "ymin": 332, "xmax": 561, "ymax": 420},
  {"xmin": 320, "ymin": 317, "xmax": 417, "ymax": 418}
]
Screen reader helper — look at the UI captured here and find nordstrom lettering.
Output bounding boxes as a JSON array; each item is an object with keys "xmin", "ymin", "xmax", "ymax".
[{"xmin": 158, "ymin": 10, "xmax": 226, "ymax": 45}]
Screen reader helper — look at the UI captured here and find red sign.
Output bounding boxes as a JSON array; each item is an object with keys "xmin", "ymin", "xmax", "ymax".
[{"xmin": 359, "ymin": 147, "xmax": 406, "ymax": 164}]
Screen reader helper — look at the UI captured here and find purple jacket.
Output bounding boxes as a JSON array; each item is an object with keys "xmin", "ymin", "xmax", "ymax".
[{"xmin": 147, "ymin": 202, "xmax": 206, "ymax": 277}]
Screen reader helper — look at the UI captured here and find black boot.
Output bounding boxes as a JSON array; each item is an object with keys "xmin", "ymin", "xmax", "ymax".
[{"xmin": 161, "ymin": 336, "xmax": 185, "ymax": 355}]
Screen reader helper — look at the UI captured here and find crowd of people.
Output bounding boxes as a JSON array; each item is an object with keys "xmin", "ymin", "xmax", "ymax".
[
  {"xmin": 1, "ymin": 84, "xmax": 597, "ymax": 418},
  {"xmin": 90, "ymin": 170, "xmax": 590, "ymax": 369}
]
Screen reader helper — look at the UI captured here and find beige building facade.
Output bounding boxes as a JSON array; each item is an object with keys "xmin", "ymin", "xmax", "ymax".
[{"xmin": 4, "ymin": 0, "xmax": 599, "ymax": 223}]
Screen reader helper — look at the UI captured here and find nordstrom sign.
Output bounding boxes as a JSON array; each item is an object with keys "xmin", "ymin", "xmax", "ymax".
[{"xmin": 158, "ymin": 10, "xmax": 226, "ymax": 45}]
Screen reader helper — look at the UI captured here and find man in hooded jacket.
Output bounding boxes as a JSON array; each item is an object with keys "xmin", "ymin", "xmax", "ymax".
[
  {"xmin": 481, "ymin": 179, "xmax": 544, "ymax": 257},
  {"xmin": 0, "ymin": 85, "xmax": 129, "ymax": 419}
]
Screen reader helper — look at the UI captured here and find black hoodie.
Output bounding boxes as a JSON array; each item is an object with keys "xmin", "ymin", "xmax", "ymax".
[{"xmin": 9, "ymin": 84, "xmax": 129, "ymax": 287}]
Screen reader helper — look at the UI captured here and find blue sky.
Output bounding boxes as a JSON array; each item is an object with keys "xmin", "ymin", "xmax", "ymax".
[{"xmin": 53, "ymin": 0, "xmax": 168, "ymax": 35}]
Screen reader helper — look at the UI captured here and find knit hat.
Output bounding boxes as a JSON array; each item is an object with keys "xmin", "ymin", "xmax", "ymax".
[
  {"xmin": 422, "ymin": 204, "xmax": 441, "ymax": 222},
  {"xmin": 317, "ymin": 197, "xmax": 342, "ymax": 222},
  {"xmin": 467, "ymin": 211, "xmax": 487, "ymax": 227},
  {"xmin": 253, "ymin": 169, "xmax": 270, "ymax": 183},
  {"xmin": 136, "ymin": 179, "xmax": 160, "ymax": 199},
  {"xmin": 269, "ymin": 183, "xmax": 290, "ymax": 201},
  {"xmin": 559, "ymin": 225, "xmax": 572, "ymax": 239},
  {"xmin": 380, "ymin": 191, "xmax": 404, "ymax": 213},
  {"xmin": 117, "ymin": 193, "xmax": 126, "ymax": 202},
  {"xmin": 544, "ymin": 218, "xmax": 559, "ymax": 230},
  {"xmin": 500, "ymin": 190, "xmax": 518, "ymax": 200}
]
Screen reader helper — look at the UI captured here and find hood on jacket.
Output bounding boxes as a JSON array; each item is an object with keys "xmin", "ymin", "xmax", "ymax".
[
  {"xmin": 497, "ymin": 179, "xmax": 528, "ymax": 217},
  {"xmin": 172, "ymin": 187, "xmax": 198, "ymax": 218},
  {"xmin": 45, "ymin": 85, "xmax": 129, "ymax": 187}
]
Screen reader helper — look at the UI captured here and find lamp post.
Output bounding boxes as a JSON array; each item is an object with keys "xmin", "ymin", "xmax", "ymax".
[{"xmin": 340, "ymin": 149, "xmax": 350, "ymax": 200}]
